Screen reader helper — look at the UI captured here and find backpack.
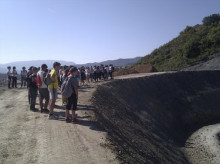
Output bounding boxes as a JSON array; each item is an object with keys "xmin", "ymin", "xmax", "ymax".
[
  {"xmin": 61, "ymin": 77, "xmax": 74, "ymax": 98},
  {"xmin": 43, "ymin": 73, "xmax": 52, "ymax": 86}
]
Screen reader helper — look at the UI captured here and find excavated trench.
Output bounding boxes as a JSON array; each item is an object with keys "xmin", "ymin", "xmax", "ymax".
[{"xmin": 92, "ymin": 71, "xmax": 220, "ymax": 163}]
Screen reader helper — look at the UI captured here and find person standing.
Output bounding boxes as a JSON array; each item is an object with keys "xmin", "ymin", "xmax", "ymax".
[
  {"xmin": 27, "ymin": 66, "xmax": 33, "ymax": 104},
  {"xmin": 37, "ymin": 64, "xmax": 49, "ymax": 113},
  {"xmin": 48, "ymin": 62, "xmax": 61, "ymax": 119},
  {"xmin": 65, "ymin": 67, "xmax": 80, "ymax": 123},
  {"xmin": 20, "ymin": 67, "xmax": 27, "ymax": 88},
  {"xmin": 80, "ymin": 66, "xmax": 86, "ymax": 86},
  {"xmin": 12, "ymin": 66, "xmax": 17, "ymax": 88},
  {"xmin": 85, "ymin": 67, "xmax": 90, "ymax": 84},
  {"xmin": 7, "ymin": 66, "xmax": 12, "ymax": 89},
  {"xmin": 90, "ymin": 66, "xmax": 94, "ymax": 82},
  {"xmin": 109, "ymin": 64, "xmax": 114, "ymax": 79},
  {"xmin": 28, "ymin": 67, "xmax": 38, "ymax": 111}
]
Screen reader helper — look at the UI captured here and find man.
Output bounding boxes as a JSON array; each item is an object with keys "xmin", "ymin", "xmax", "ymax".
[
  {"xmin": 28, "ymin": 67, "xmax": 38, "ymax": 111},
  {"xmin": 7, "ymin": 66, "xmax": 12, "ymax": 89},
  {"xmin": 27, "ymin": 66, "xmax": 33, "ymax": 104},
  {"xmin": 12, "ymin": 66, "xmax": 17, "ymax": 88},
  {"xmin": 37, "ymin": 64, "xmax": 49, "ymax": 113},
  {"xmin": 20, "ymin": 67, "xmax": 27, "ymax": 88},
  {"xmin": 48, "ymin": 62, "xmax": 61, "ymax": 119}
]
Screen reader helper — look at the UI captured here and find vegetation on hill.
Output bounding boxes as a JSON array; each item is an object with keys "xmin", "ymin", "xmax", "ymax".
[{"xmin": 136, "ymin": 14, "xmax": 220, "ymax": 71}]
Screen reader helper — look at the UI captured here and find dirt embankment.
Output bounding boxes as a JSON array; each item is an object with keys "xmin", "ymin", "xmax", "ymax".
[
  {"xmin": 113, "ymin": 64, "xmax": 156, "ymax": 77},
  {"xmin": 92, "ymin": 71, "xmax": 220, "ymax": 163}
]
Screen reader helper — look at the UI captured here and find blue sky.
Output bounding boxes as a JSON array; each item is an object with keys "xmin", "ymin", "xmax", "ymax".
[{"xmin": 0, "ymin": 0, "xmax": 219, "ymax": 64}]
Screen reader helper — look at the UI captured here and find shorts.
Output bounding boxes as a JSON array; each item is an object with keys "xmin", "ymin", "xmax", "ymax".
[
  {"xmin": 66, "ymin": 93, "xmax": 77, "ymax": 110},
  {"xmin": 48, "ymin": 88, "xmax": 58, "ymax": 100},
  {"xmin": 39, "ymin": 88, "xmax": 49, "ymax": 100}
]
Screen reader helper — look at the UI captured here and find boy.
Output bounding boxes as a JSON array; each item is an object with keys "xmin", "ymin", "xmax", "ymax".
[
  {"xmin": 48, "ymin": 62, "xmax": 61, "ymax": 119},
  {"xmin": 65, "ymin": 67, "xmax": 79, "ymax": 123}
]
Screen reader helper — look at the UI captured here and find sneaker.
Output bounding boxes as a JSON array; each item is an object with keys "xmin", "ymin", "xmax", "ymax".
[
  {"xmin": 48, "ymin": 114, "xmax": 56, "ymax": 120},
  {"xmin": 65, "ymin": 118, "xmax": 71, "ymax": 123},
  {"xmin": 44, "ymin": 109, "xmax": 50, "ymax": 113}
]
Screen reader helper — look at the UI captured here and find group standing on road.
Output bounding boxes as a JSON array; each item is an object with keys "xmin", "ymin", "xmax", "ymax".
[{"xmin": 6, "ymin": 62, "xmax": 115, "ymax": 123}]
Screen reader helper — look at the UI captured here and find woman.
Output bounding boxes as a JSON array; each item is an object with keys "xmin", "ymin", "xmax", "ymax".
[{"xmin": 7, "ymin": 66, "xmax": 12, "ymax": 89}]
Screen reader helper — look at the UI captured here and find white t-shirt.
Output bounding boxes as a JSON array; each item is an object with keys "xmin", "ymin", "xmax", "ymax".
[
  {"xmin": 7, "ymin": 70, "xmax": 12, "ymax": 77},
  {"xmin": 85, "ymin": 68, "xmax": 90, "ymax": 75},
  {"xmin": 12, "ymin": 70, "xmax": 17, "ymax": 77},
  {"xmin": 21, "ymin": 70, "xmax": 27, "ymax": 77},
  {"xmin": 37, "ymin": 70, "xmax": 47, "ymax": 88}
]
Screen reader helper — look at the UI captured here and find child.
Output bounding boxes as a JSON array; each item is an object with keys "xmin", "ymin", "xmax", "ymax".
[{"xmin": 65, "ymin": 67, "xmax": 79, "ymax": 123}]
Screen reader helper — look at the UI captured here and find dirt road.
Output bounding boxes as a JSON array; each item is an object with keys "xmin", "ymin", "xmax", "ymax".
[{"xmin": 0, "ymin": 83, "xmax": 118, "ymax": 164}]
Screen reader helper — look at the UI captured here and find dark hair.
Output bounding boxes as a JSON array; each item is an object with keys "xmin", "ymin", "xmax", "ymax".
[
  {"xmin": 13, "ymin": 66, "xmax": 16, "ymax": 69},
  {"xmin": 69, "ymin": 67, "xmax": 78, "ymax": 74},
  {"xmin": 32, "ymin": 67, "xmax": 38, "ymax": 71},
  {"xmin": 53, "ymin": 62, "xmax": 61, "ymax": 68},
  {"xmin": 41, "ymin": 64, "xmax": 48, "ymax": 69},
  {"xmin": 7, "ymin": 66, "xmax": 11, "ymax": 69},
  {"xmin": 64, "ymin": 68, "xmax": 69, "ymax": 76},
  {"xmin": 22, "ymin": 66, "xmax": 25, "ymax": 69},
  {"xmin": 28, "ymin": 66, "xmax": 33, "ymax": 70}
]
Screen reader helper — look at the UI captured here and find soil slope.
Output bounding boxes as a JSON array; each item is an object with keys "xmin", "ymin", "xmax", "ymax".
[{"xmin": 92, "ymin": 71, "xmax": 220, "ymax": 163}]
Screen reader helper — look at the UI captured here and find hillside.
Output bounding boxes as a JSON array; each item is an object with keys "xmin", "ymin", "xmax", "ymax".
[{"xmin": 135, "ymin": 14, "xmax": 220, "ymax": 71}]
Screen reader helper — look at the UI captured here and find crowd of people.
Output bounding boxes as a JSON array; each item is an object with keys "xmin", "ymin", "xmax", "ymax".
[{"xmin": 6, "ymin": 62, "xmax": 115, "ymax": 123}]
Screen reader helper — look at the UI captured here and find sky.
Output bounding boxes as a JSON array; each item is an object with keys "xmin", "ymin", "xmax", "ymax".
[{"xmin": 0, "ymin": 0, "xmax": 220, "ymax": 64}]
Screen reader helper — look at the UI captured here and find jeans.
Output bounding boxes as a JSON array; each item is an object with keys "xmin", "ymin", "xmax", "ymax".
[
  {"xmin": 12, "ymin": 77, "xmax": 17, "ymax": 88},
  {"xmin": 21, "ymin": 77, "xmax": 27, "ymax": 87},
  {"xmin": 8, "ymin": 76, "xmax": 12, "ymax": 88},
  {"xmin": 29, "ymin": 87, "xmax": 38, "ymax": 109}
]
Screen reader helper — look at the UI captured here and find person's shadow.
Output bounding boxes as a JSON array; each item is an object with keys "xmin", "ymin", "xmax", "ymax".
[{"xmin": 53, "ymin": 104, "xmax": 105, "ymax": 132}]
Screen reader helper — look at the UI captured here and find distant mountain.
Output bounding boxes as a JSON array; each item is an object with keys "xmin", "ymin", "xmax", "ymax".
[
  {"xmin": 76, "ymin": 57, "xmax": 142, "ymax": 68},
  {"xmin": 0, "ymin": 57, "xmax": 142, "ymax": 73}
]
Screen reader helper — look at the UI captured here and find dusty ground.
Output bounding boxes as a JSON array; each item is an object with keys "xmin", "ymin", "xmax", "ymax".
[
  {"xmin": 0, "ymin": 82, "xmax": 118, "ymax": 164},
  {"xmin": 1, "ymin": 71, "xmax": 220, "ymax": 164}
]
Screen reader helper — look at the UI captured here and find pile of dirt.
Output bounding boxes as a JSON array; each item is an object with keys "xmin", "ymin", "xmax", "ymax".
[
  {"xmin": 92, "ymin": 71, "xmax": 220, "ymax": 163},
  {"xmin": 113, "ymin": 64, "xmax": 156, "ymax": 77},
  {"xmin": 181, "ymin": 52, "xmax": 220, "ymax": 71}
]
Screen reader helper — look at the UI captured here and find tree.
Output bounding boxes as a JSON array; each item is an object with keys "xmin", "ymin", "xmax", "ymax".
[{"xmin": 202, "ymin": 14, "xmax": 220, "ymax": 25}]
